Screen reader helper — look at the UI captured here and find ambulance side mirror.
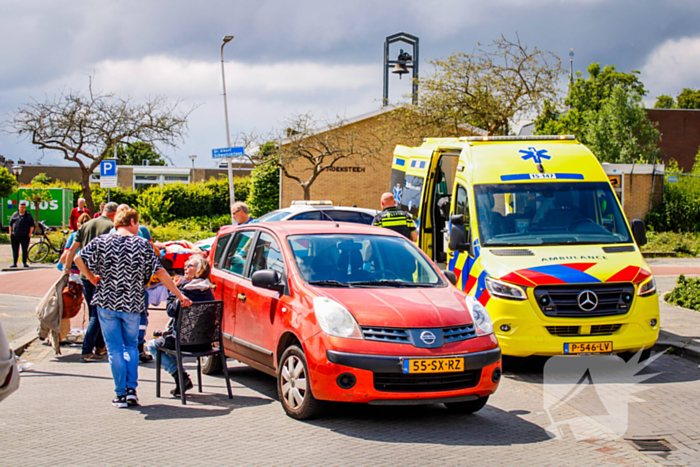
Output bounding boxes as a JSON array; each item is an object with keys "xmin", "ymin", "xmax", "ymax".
[
  {"xmin": 449, "ymin": 215, "xmax": 473, "ymax": 256},
  {"xmin": 631, "ymin": 219, "xmax": 647, "ymax": 247}
]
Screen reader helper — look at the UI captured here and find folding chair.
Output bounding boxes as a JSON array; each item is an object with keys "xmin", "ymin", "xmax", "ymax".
[{"xmin": 155, "ymin": 300, "xmax": 232, "ymax": 405}]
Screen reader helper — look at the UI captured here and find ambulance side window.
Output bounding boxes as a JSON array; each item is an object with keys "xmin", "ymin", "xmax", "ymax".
[{"xmin": 455, "ymin": 184, "xmax": 469, "ymax": 219}]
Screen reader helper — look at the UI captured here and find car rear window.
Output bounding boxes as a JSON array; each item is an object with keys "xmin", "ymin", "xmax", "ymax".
[{"xmin": 325, "ymin": 210, "xmax": 365, "ymax": 224}]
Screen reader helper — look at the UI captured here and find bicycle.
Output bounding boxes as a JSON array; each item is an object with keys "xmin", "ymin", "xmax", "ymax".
[{"xmin": 28, "ymin": 221, "xmax": 71, "ymax": 263}]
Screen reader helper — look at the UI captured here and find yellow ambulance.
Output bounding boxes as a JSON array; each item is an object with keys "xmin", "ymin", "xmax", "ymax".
[{"xmin": 390, "ymin": 135, "xmax": 659, "ymax": 357}]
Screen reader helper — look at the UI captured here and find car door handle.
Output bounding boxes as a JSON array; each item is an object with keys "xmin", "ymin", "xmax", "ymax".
[{"xmin": 237, "ymin": 293, "xmax": 246, "ymax": 302}]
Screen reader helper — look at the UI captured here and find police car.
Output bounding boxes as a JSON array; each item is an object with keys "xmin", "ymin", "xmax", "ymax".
[{"xmin": 257, "ymin": 201, "xmax": 378, "ymax": 225}]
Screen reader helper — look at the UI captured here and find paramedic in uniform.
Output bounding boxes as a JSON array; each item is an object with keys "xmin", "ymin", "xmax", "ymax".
[{"xmin": 372, "ymin": 192, "xmax": 418, "ymax": 242}]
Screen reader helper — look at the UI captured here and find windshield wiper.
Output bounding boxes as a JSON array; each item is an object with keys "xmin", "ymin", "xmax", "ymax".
[
  {"xmin": 308, "ymin": 280, "xmax": 352, "ymax": 288},
  {"xmin": 349, "ymin": 280, "xmax": 435, "ymax": 288}
]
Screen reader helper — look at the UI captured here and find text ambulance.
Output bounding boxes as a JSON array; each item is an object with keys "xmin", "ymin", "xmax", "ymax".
[{"xmin": 390, "ymin": 135, "xmax": 659, "ymax": 357}]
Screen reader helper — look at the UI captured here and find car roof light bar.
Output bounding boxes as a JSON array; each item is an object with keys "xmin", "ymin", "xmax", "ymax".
[{"xmin": 460, "ymin": 135, "xmax": 576, "ymax": 142}]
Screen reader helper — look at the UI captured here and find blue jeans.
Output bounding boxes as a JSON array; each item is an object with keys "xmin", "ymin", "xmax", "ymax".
[
  {"xmin": 81, "ymin": 280, "xmax": 105, "ymax": 355},
  {"xmin": 138, "ymin": 290, "xmax": 149, "ymax": 348},
  {"xmin": 146, "ymin": 338, "xmax": 178, "ymax": 376},
  {"xmin": 98, "ymin": 307, "xmax": 140, "ymax": 396}
]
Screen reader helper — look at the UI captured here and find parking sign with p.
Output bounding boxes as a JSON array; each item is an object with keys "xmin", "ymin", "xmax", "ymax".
[{"xmin": 100, "ymin": 160, "xmax": 117, "ymax": 177}]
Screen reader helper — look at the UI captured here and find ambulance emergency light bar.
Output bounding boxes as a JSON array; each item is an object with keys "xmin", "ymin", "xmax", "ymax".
[
  {"xmin": 291, "ymin": 200, "xmax": 334, "ymax": 206},
  {"xmin": 460, "ymin": 135, "xmax": 576, "ymax": 142}
]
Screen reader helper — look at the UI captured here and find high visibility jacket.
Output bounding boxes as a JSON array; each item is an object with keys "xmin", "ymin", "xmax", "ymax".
[{"xmin": 372, "ymin": 207, "xmax": 416, "ymax": 239}]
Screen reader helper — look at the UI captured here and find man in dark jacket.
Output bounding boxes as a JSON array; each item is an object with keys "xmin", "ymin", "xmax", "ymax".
[
  {"xmin": 146, "ymin": 255, "xmax": 214, "ymax": 397},
  {"xmin": 372, "ymin": 192, "xmax": 417, "ymax": 241},
  {"xmin": 9, "ymin": 201, "xmax": 34, "ymax": 268}
]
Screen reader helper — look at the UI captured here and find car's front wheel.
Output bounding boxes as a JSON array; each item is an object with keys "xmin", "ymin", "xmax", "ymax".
[
  {"xmin": 277, "ymin": 345, "xmax": 324, "ymax": 420},
  {"xmin": 200, "ymin": 353, "xmax": 224, "ymax": 375},
  {"xmin": 445, "ymin": 396, "xmax": 489, "ymax": 414}
]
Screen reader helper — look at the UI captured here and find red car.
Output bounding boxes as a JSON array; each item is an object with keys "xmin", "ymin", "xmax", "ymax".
[{"xmin": 206, "ymin": 221, "xmax": 501, "ymax": 419}]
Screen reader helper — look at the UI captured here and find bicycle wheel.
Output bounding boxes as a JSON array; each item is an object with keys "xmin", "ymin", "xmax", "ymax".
[{"xmin": 28, "ymin": 241, "xmax": 50, "ymax": 263}]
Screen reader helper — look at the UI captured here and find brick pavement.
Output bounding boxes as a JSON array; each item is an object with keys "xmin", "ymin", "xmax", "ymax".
[{"xmin": 0, "ymin": 341, "xmax": 669, "ymax": 467}]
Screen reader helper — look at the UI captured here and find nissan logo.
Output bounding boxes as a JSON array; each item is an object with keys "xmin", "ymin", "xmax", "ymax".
[
  {"xmin": 577, "ymin": 290, "xmax": 598, "ymax": 312},
  {"xmin": 420, "ymin": 331, "xmax": 436, "ymax": 345}
]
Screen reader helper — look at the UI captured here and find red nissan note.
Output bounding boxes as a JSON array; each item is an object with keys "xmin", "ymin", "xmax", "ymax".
[{"xmin": 207, "ymin": 221, "xmax": 501, "ymax": 419}]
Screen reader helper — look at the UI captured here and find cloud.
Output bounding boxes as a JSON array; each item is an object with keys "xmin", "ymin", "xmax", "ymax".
[{"xmin": 640, "ymin": 35, "xmax": 700, "ymax": 101}]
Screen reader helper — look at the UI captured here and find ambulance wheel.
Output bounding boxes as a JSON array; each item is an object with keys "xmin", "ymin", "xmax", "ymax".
[
  {"xmin": 445, "ymin": 396, "xmax": 489, "ymax": 414},
  {"xmin": 277, "ymin": 345, "xmax": 325, "ymax": 420}
]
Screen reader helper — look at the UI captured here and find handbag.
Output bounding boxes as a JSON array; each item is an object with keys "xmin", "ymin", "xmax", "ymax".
[{"xmin": 62, "ymin": 281, "xmax": 84, "ymax": 319}]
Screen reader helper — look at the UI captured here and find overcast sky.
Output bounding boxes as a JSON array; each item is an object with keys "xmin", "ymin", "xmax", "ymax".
[{"xmin": 2, "ymin": 0, "xmax": 700, "ymax": 168}]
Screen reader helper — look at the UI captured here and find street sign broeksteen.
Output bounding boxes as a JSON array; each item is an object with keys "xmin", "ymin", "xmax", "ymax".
[{"xmin": 212, "ymin": 147, "xmax": 245, "ymax": 159}]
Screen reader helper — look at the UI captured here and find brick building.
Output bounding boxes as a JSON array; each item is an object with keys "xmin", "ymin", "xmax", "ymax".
[
  {"xmin": 603, "ymin": 164, "xmax": 664, "ymax": 221},
  {"xmin": 8, "ymin": 162, "xmax": 252, "ymax": 189},
  {"xmin": 647, "ymin": 109, "xmax": 700, "ymax": 172},
  {"xmin": 279, "ymin": 106, "xmax": 485, "ymax": 209}
]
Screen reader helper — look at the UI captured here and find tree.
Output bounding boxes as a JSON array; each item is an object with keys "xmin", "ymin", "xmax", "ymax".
[
  {"xmin": 535, "ymin": 63, "xmax": 647, "ymax": 139},
  {"xmin": 22, "ymin": 186, "xmax": 52, "ymax": 228},
  {"xmin": 31, "ymin": 173, "xmax": 52, "ymax": 186},
  {"xmin": 247, "ymin": 142, "xmax": 279, "ymax": 217},
  {"xmin": 267, "ymin": 113, "xmax": 386, "ymax": 200},
  {"xmin": 584, "ymin": 86, "xmax": 661, "ymax": 164},
  {"xmin": 417, "ymin": 34, "xmax": 564, "ymax": 135},
  {"xmin": 676, "ymin": 88, "xmax": 700, "ymax": 109},
  {"xmin": 109, "ymin": 141, "xmax": 167, "ymax": 166},
  {"xmin": 653, "ymin": 95, "xmax": 676, "ymax": 109},
  {"xmin": 7, "ymin": 82, "xmax": 189, "ymax": 212},
  {"xmin": 0, "ymin": 167, "xmax": 18, "ymax": 198}
]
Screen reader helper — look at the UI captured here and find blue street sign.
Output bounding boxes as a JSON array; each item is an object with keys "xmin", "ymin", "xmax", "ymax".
[
  {"xmin": 100, "ymin": 159, "xmax": 117, "ymax": 177},
  {"xmin": 212, "ymin": 147, "xmax": 245, "ymax": 158},
  {"xmin": 668, "ymin": 176, "xmax": 678, "ymax": 183}
]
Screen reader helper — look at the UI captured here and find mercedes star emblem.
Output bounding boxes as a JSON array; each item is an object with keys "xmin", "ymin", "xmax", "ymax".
[
  {"xmin": 577, "ymin": 290, "xmax": 598, "ymax": 311},
  {"xmin": 420, "ymin": 331, "xmax": 436, "ymax": 345}
]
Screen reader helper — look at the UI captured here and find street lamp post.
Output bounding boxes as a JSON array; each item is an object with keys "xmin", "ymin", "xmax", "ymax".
[
  {"xmin": 189, "ymin": 154, "xmax": 197, "ymax": 169},
  {"xmin": 220, "ymin": 35, "xmax": 236, "ymax": 223},
  {"xmin": 12, "ymin": 165, "xmax": 22, "ymax": 220}
]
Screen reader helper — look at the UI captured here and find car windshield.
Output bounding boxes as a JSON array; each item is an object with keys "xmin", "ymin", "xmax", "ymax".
[
  {"xmin": 474, "ymin": 182, "xmax": 632, "ymax": 246},
  {"xmin": 287, "ymin": 234, "xmax": 444, "ymax": 287}
]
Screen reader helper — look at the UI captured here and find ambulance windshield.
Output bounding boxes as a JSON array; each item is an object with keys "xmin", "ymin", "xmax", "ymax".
[{"xmin": 474, "ymin": 182, "xmax": 632, "ymax": 246}]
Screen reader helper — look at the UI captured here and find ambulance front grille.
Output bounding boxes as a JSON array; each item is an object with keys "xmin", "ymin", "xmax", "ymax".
[{"xmin": 533, "ymin": 283, "xmax": 635, "ymax": 318}]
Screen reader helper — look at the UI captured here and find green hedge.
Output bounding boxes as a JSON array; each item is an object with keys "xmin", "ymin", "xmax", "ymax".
[
  {"xmin": 665, "ymin": 274, "xmax": 700, "ymax": 311},
  {"xmin": 646, "ymin": 157, "xmax": 700, "ymax": 232}
]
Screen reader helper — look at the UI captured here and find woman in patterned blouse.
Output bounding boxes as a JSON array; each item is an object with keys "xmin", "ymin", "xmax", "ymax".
[{"xmin": 75, "ymin": 207, "xmax": 192, "ymax": 409}]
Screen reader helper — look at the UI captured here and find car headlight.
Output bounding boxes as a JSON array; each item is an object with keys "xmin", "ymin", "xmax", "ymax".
[
  {"xmin": 465, "ymin": 296, "xmax": 494, "ymax": 336},
  {"xmin": 485, "ymin": 276, "xmax": 526, "ymax": 300},
  {"xmin": 638, "ymin": 277, "xmax": 656, "ymax": 296},
  {"xmin": 313, "ymin": 297, "xmax": 363, "ymax": 339}
]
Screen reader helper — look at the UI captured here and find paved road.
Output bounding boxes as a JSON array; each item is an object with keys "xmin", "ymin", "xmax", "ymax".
[{"xmin": 0, "ymin": 293, "xmax": 40, "ymax": 341}]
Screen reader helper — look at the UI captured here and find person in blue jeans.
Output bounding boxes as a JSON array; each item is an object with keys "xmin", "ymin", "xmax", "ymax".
[
  {"xmin": 75, "ymin": 207, "xmax": 191, "ymax": 408},
  {"xmin": 111, "ymin": 206, "xmax": 155, "ymax": 363},
  {"xmin": 146, "ymin": 254, "xmax": 214, "ymax": 396},
  {"xmin": 63, "ymin": 203, "xmax": 119, "ymax": 362}
]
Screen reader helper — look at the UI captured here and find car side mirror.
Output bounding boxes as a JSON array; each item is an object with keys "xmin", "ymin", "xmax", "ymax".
[
  {"xmin": 449, "ymin": 216, "xmax": 473, "ymax": 256},
  {"xmin": 631, "ymin": 219, "xmax": 647, "ymax": 247},
  {"xmin": 252, "ymin": 269, "xmax": 285, "ymax": 294},
  {"xmin": 442, "ymin": 270, "xmax": 457, "ymax": 286}
]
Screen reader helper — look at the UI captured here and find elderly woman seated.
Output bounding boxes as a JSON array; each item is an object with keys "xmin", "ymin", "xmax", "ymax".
[{"xmin": 146, "ymin": 254, "xmax": 214, "ymax": 397}]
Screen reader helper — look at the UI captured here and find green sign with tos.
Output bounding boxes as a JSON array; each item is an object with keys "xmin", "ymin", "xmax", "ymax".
[{"xmin": 1, "ymin": 188, "xmax": 74, "ymax": 228}]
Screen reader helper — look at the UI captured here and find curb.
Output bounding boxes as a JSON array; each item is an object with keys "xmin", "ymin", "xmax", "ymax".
[
  {"xmin": 653, "ymin": 339, "xmax": 700, "ymax": 364},
  {"xmin": 9, "ymin": 329, "xmax": 38, "ymax": 357}
]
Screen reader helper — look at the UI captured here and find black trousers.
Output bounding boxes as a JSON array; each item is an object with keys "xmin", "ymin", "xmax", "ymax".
[{"xmin": 10, "ymin": 235, "xmax": 30, "ymax": 265}]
